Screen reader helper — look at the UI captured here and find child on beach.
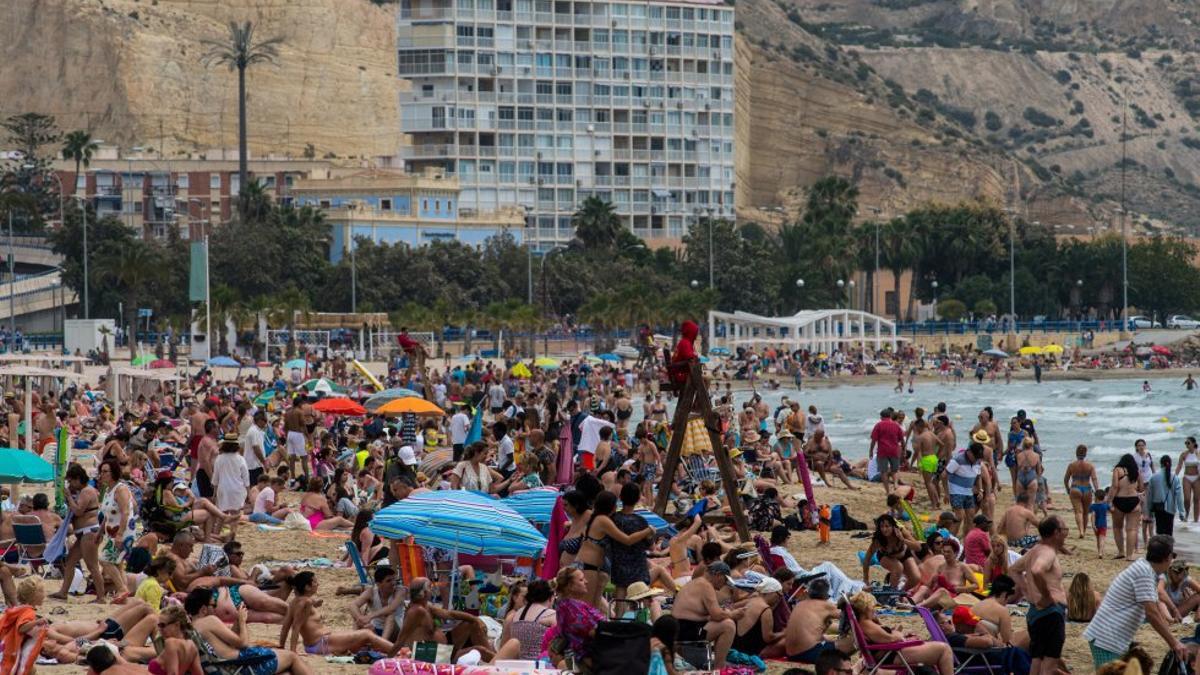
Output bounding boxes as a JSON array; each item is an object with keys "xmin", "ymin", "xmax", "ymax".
[{"xmin": 1090, "ymin": 489, "xmax": 1110, "ymax": 558}]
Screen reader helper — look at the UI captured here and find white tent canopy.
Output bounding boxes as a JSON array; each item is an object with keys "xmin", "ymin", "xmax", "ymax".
[{"xmin": 708, "ymin": 309, "xmax": 899, "ymax": 354}]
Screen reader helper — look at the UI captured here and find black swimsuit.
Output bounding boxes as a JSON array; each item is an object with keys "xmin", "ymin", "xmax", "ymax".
[{"xmin": 1112, "ymin": 470, "xmax": 1140, "ymax": 514}]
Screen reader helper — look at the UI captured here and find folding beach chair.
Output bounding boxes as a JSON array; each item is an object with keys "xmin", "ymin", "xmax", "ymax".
[
  {"xmin": 12, "ymin": 516, "xmax": 51, "ymax": 577},
  {"xmin": 845, "ymin": 601, "xmax": 921, "ymax": 674},
  {"xmin": 915, "ymin": 607, "xmax": 996, "ymax": 674},
  {"xmin": 345, "ymin": 540, "xmax": 372, "ymax": 587}
]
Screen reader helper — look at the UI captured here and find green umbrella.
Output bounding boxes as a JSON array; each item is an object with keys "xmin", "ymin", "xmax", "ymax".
[
  {"xmin": 253, "ymin": 390, "xmax": 277, "ymax": 406},
  {"xmin": 131, "ymin": 354, "xmax": 153, "ymax": 367},
  {"xmin": 299, "ymin": 378, "xmax": 346, "ymax": 395},
  {"xmin": 0, "ymin": 448, "xmax": 54, "ymax": 483}
]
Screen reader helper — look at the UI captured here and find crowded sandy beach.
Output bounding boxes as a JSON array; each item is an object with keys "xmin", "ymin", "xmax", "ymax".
[{"xmin": 2, "ymin": 332, "xmax": 1200, "ymax": 675}]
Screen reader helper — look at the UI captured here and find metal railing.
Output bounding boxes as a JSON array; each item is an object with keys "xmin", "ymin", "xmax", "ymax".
[{"xmin": 893, "ymin": 320, "xmax": 1126, "ymax": 335}]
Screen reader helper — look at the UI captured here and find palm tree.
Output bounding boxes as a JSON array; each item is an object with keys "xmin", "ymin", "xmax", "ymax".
[
  {"xmin": 879, "ymin": 218, "xmax": 916, "ymax": 321},
  {"xmin": 61, "ymin": 130, "xmax": 99, "ymax": 192},
  {"xmin": 572, "ymin": 196, "xmax": 621, "ymax": 249},
  {"xmin": 201, "ymin": 21, "xmax": 283, "ymax": 214},
  {"xmin": 268, "ymin": 287, "xmax": 311, "ymax": 359},
  {"xmin": 94, "ymin": 240, "xmax": 162, "ymax": 359}
]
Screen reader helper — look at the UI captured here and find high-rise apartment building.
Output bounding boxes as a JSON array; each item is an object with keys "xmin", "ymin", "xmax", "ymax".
[{"xmin": 396, "ymin": 0, "xmax": 736, "ymax": 247}]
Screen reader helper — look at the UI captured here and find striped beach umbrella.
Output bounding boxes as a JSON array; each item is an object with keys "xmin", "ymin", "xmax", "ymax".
[
  {"xmin": 369, "ymin": 490, "xmax": 547, "ymax": 557},
  {"xmin": 500, "ymin": 487, "xmax": 561, "ymax": 524},
  {"xmin": 364, "ymin": 388, "xmax": 423, "ymax": 413}
]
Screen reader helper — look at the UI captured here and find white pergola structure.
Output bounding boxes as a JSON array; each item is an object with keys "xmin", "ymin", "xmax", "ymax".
[{"xmin": 707, "ymin": 309, "xmax": 899, "ymax": 354}]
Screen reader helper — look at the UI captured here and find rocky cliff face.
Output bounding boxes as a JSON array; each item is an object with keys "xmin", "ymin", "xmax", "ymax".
[
  {"xmin": 736, "ymin": 0, "xmax": 1200, "ymax": 232},
  {"xmin": 1, "ymin": 0, "xmax": 400, "ymax": 160}
]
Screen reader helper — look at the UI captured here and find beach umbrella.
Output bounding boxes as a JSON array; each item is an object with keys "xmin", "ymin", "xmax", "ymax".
[
  {"xmin": 285, "ymin": 359, "xmax": 308, "ymax": 371},
  {"xmin": 312, "ymin": 397, "xmax": 366, "ymax": 416},
  {"xmin": 511, "ymin": 362, "xmax": 532, "ymax": 378},
  {"xmin": 1152, "ymin": 345, "xmax": 1173, "ymax": 356},
  {"xmin": 597, "ymin": 353, "xmax": 621, "ymax": 362},
  {"xmin": 149, "ymin": 359, "xmax": 175, "ymax": 369},
  {"xmin": 375, "ymin": 396, "xmax": 444, "ymax": 416},
  {"xmin": 709, "ymin": 346, "xmax": 731, "ymax": 356},
  {"xmin": 208, "ymin": 356, "xmax": 242, "ymax": 368},
  {"xmin": 982, "ymin": 348, "xmax": 1008, "ymax": 358},
  {"xmin": 534, "ymin": 357, "xmax": 559, "ymax": 370},
  {"xmin": 252, "ymin": 390, "xmax": 277, "ymax": 406},
  {"xmin": 419, "ymin": 448, "xmax": 454, "ymax": 475},
  {"xmin": 299, "ymin": 378, "xmax": 346, "ymax": 395},
  {"xmin": 1041, "ymin": 344, "xmax": 1064, "ymax": 355},
  {"xmin": 635, "ymin": 509, "xmax": 677, "ymax": 536},
  {"xmin": 364, "ymin": 388, "xmax": 424, "ymax": 413},
  {"xmin": 1136, "ymin": 346, "xmax": 1153, "ymax": 357},
  {"xmin": 131, "ymin": 354, "xmax": 153, "ymax": 367},
  {"xmin": 0, "ymin": 449, "xmax": 53, "ymax": 483},
  {"xmin": 369, "ymin": 490, "xmax": 547, "ymax": 557},
  {"xmin": 584, "ymin": 355, "xmax": 603, "ymax": 363},
  {"xmin": 698, "ymin": 356, "xmax": 709, "ymax": 363},
  {"xmin": 500, "ymin": 487, "xmax": 561, "ymax": 524},
  {"xmin": 1018, "ymin": 346, "xmax": 1042, "ymax": 356}
]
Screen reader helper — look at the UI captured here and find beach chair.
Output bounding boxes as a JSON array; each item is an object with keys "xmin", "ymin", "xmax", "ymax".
[
  {"xmin": 753, "ymin": 535, "xmax": 785, "ymax": 573},
  {"xmin": 12, "ymin": 517, "xmax": 51, "ymax": 576},
  {"xmin": 197, "ymin": 645, "xmax": 277, "ymax": 675},
  {"xmin": 395, "ymin": 536, "xmax": 426, "ymax": 586},
  {"xmin": 845, "ymin": 601, "xmax": 921, "ymax": 674},
  {"xmin": 676, "ymin": 640, "xmax": 714, "ymax": 671},
  {"xmin": 345, "ymin": 540, "xmax": 372, "ymax": 587},
  {"xmin": 915, "ymin": 607, "xmax": 996, "ymax": 674}
]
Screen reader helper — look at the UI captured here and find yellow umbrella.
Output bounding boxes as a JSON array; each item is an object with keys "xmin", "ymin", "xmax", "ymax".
[
  {"xmin": 534, "ymin": 357, "xmax": 558, "ymax": 369},
  {"xmin": 511, "ymin": 362, "xmax": 532, "ymax": 378},
  {"xmin": 1018, "ymin": 346, "xmax": 1042, "ymax": 356},
  {"xmin": 375, "ymin": 396, "xmax": 445, "ymax": 416},
  {"xmin": 1041, "ymin": 344, "xmax": 1064, "ymax": 355}
]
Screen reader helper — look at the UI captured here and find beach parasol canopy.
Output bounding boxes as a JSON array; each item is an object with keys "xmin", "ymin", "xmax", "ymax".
[
  {"xmin": 708, "ymin": 346, "xmax": 731, "ymax": 356},
  {"xmin": 1018, "ymin": 346, "xmax": 1042, "ymax": 356},
  {"xmin": 312, "ymin": 397, "xmax": 366, "ymax": 416},
  {"xmin": 597, "ymin": 353, "xmax": 622, "ymax": 362},
  {"xmin": 369, "ymin": 490, "xmax": 547, "ymax": 556},
  {"xmin": 419, "ymin": 448, "xmax": 454, "ymax": 475},
  {"xmin": 375, "ymin": 396, "xmax": 444, "ymax": 416},
  {"xmin": 0, "ymin": 449, "xmax": 54, "ymax": 483},
  {"xmin": 364, "ymin": 388, "xmax": 424, "ymax": 413},
  {"xmin": 208, "ymin": 356, "xmax": 242, "ymax": 368},
  {"xmin": 1041, "ymin": 344, "xmax": 1064, "ymax": 355},
  {"xmin": 252, "ymin": 390, "xmax": 277, "ymax": 406},
  {"xmin": 131, "ymin": 355, "xmax": 153, "ymax": 367},
  {"xmin": 982, "ymin": 348, "xmax": 1009, "ymax": 358},
  {"xmin": 511, "ymin": 362, "xmax": 532, "ymax": 378},
  {"xmin": 534, "ymin": 357, "xmax": 559, "ymax": 370},
  {"xmin": 299, "ymin": 378, "xmax": 345, "ymax": 395},
  {"xmin": 1152, "ymin": 345, "xmax": 1173, "ymax": 356},
  {"xmin": 149, "ymin": 359, "xmax": 175, "ymax": 369},
  {"xmin": 285, "ymin": 359, "xmax": 308, "ymax": 371}
]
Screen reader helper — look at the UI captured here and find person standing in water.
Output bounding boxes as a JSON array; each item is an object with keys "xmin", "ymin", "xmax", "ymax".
[
  {"xmin": 1176, "ymin": 436, "xmax": 1200, "ymax": 522},
  {"xmin": 1183, "ymin": 374, "xmax": 1196, "ymax": 391}
]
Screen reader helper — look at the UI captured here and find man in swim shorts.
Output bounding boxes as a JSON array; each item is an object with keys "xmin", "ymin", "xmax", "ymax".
[
  {"xmin": 783, "ymin": 578, "xmax": 854, "ymax": 662},
  {"xmin": 912, "ymin": 418, "xmax": 942, "ymax": 509},
  {"xmin": 1000, "ymin": 493, "xmax": 1041, "ymax": 551},
  {"xmin": 283, "ymin": 395, "xmax": 309, "ymax": 484}
]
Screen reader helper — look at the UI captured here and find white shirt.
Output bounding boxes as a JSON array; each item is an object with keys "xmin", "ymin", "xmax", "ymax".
[
  {"xmin": 449, "ymin": 412, "xmax": 471, "ymax": 445},
  {"xmin": 253, "ymin": 486, "xmax": 276, "ymax": 515},
  {"xmin": 433, "ymin": 383, "xmax": 447, "ymax": 405},
  {"xmin": 241, "ymin": 424, "xmax": 266, "ymax": 472},
  {"xmin": 577, "ymin": 415, "xmax": 615, "ymax": 455},
  {"xmin": 1083, "ymin": 558, "xmax": 1159, "ymax": 653},
  {"xmin": 945, "ymin": 454, "xmax": 981, "ymax": 497},
  {"xmin": 497, "ymin": 435, "xmax": 515, "ymax": 470},
  {"xmin": 487, "ymin": 384, "xmax": 505, "ymax": 408},
  {"xmin": 212, "ymin": 452, "xmax": 250, "ymax": 512}
]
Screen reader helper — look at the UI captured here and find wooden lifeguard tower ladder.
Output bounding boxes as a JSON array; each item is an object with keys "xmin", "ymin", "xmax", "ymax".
[{"xmin": 653, "ymin": 359, "xmax": 750, "ymax": 541}]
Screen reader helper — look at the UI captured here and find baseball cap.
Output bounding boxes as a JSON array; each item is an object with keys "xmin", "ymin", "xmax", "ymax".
[
  {"xmin": 398, "ymin": 445, "xmax": 418, "ymax": 466},
  {"xmin": 952, "ymin": 605, "xmax": 980, "ymax": 629},
  {"xmin": 707, "ymin": 561, "xmax": 734, "ymax": 583}
]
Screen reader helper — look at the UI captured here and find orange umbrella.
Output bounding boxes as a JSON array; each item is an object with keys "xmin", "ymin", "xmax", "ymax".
[
  {"xmin": 375, "ymin": 396, "xmax": 445, "ymax": 416},
  {"xmin": 312, "ymin": 397, "xmax": 366, "ymax": 416}
]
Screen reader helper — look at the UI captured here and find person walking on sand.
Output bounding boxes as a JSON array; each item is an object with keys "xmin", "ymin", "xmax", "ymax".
[
  {"xmin": 1063, "ymin": 444, "xmax": 1099, "ymax": 537},
  {"xmin": 1010, "ymin": 516, "xmax": 1068, "ymax": 675}
]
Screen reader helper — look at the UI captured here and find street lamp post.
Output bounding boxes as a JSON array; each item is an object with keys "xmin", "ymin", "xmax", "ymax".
[
  {"xmin": 1008, "ymin": 213, "xmax": 1016, "ymax": 329},
  {"xmin": 836, "ymin": 279, "xmax": 845, "ymax": 309},
  {"xmin": 931, "ymin": 280, "xmax": 939, "ymax": 319},
  {"xmin": 706, "ymin": 207, "xmax": 714, "ymax": 290},
  {"xmin": 1119, "ymin": 207, "xmax": 1129, "ymax": 335}
]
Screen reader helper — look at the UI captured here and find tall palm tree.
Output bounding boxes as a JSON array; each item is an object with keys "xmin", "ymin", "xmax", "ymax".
[
  {"xmin": 572, "ymin": 196, "xmax": 621, "ymax": 249},
  {"xmin": 201, "ymin": 21, "xmax": 283, "ymax": 214},
  {"xmin": 61, "ymin": 130, "xmax": 99, "ymax": 192},
  {"xmin": 268, "ymin": 287, "xmax": 311, "ymax": 359},
  {"xmin": 879, "ymin": 218, "xmax": 916, "ymax": 321},
  {"xmin": 94, "ymin": 240, "xmax": 162, "ymax": 359}
]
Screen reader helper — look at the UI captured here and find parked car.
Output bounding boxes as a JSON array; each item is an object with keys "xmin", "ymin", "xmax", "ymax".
[
  {"xmin": 1167, "ymin": 315, "xmax": 1200, "ymax": 329},
  {"xmin": 1128, "ymin": 315, "xmax": 1161, "ymax": 329}
]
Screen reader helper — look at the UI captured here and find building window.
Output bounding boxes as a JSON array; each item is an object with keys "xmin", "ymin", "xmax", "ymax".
[
  {"xmin": 381, "ymin": 199, "xmax": 392, "ymax": 211},
  {"xmin": 176, "ymin": 174, "xmax": 189, "ymax": 189},
  {"xmin": 422, "ymin": 199, "xmax": 429, "ymax": 211},
  {"xmin": 210, "ymin": 174, "xmax": 220, "ymax": 189}
]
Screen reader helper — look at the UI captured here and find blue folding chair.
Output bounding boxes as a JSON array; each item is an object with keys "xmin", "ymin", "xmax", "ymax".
[
  {"xmin": 345, "ymin": 540, "xmax": 373, "ymax": 587},
  {"xmin": 13, "ymin": 517, "xmax": 51, "ymax": 577}
]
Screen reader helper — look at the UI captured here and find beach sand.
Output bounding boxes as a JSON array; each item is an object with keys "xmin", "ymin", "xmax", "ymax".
[{"xmin": 30, "ymin": 473, "xmax": 1189, "ymax": 674}]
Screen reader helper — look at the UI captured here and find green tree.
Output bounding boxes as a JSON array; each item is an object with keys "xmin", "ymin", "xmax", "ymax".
[
  {"xmin": 61, "ymin": 130, "xmax": 99, "ymax": 185},
  {"xmin": 879, "ymin": 217, "xmax": 917, "ymax": 320},
  {"xmin": 937, "ymin": 298, "xmax": 967, "ymax": 321},
  {"xmin": 94, "ymin": 239, "xmax": 163, "ymax": 358},
  {"xmin": 2, "ymin": 113, "xmax": 61, "ymax": 222},
  {"xmin": 1129, "ymin": 237, "xmax": 1200, "ymax": 324},
  {"xmin": 572, "ymin": 196, "xmax": 622, "ymax": 249},
  {"xmin": 49, "ymin": 204, "xmax": 138, "ymax": 319},
  {"xmin": 201, "ymin": 22, "xmax": 283, "ymax": 216}
]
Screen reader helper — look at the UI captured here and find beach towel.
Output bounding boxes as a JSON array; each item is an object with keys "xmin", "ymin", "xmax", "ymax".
[
  {"xmin": 540, "ymin": 495, "xmax": 569, "ymax": 581},
  {"xmin": 45, "ymin": 515, "xmax": 71, "ymax": 564},
  {"xmin": 0, "ymin": 605, "xmax": 45, "ymax": 675},
  {"xmin": 555, "ymin": 425, "xmax": 573, "ymax": 485}
]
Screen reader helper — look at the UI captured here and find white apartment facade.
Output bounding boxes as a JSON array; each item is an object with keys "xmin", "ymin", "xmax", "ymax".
[{"xmin": 396, "ymin": 0, "xmax": 736, "ymax": 247}]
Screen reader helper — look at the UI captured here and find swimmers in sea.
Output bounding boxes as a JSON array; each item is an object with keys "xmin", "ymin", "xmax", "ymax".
[{"xmin": 1143, "ymin": 380, "xmax": 1153, "ymax": 393}]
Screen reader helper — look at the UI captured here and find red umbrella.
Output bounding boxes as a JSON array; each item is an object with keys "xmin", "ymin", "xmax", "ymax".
[
  {"xmin": 312, "ymin": 397, "xmax": 366, "ymax": 416},
  {"xmin": 149, "ymin": 359, "xmax": 175, "ymax": 369},
  {"xmin": 1152, "ymin": 345, "xmax": 1172, "ymax": 356}
]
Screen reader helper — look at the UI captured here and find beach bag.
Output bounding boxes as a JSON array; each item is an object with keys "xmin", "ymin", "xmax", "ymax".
[
  {"xmin": 282, "ymin": 511, "xmax": 312, "ymax": 531},
  {"xmin": 593, "ymin": 620, "xmax": 650, "ymax": 674},
  {"xmin": 1160, "ymin": 650, "xmax": 1195, "ymax": 675},
  {"xmin": 830, "ymin": 505, "xmax": 845, "ymax": 530}
]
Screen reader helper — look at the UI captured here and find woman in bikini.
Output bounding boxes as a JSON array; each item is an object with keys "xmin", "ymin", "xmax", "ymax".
[
  {"xmin": 1014, "ymin": 437, "xmax": 1041, "ymax": 502},
  {"xmin": 575, "ymin": 491, "xmax": 655, "ymax": 608},
  {"xmin": 51, "ymin": 463, "xmax": 106, "ymax": 602},
  {"xmin": 1176, "ymin": 436, "xmax": 1200, "ymax": 522},
  {"xmin": 1107, "ymin": 453, "xmax": 1145, "ymax": 561},
  {"xmin": 298, "ymin": 477, "xmax": 353, "ymax": 531},
  {"xmin": 557, "ymin": 490, "xmax": 592, "ymax": 570},
  {"xmin": 1063, "ymin": 444, "xmax": 1099, "ymax": 537},
  {"xmin": 862, "ymin": 514, "xmax": 922, "ymax": 590},
  {"xmin": 970, "ymin": 574, "xmax": 1031, "ymax": 651}
]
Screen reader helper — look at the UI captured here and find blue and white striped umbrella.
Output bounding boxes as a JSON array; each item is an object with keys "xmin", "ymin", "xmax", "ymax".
[
  {"xmin": 500, "ymin": 487, "xmax": 560, "ymax": 524},
  {"xmin": 370, "ymin": 490, "xmax": 547, "ymax": 557}
]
